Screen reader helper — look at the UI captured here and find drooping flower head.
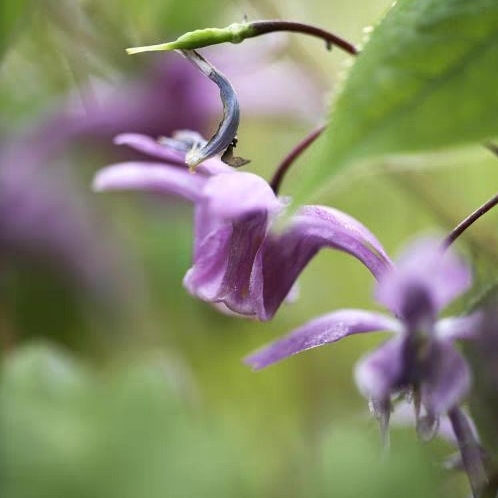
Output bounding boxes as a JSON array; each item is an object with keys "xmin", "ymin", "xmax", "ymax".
[
  {"xmin": 93, "ymin": 131, "xmax": 393, "ymax": 321},
  {"xmin": 246, "ymin": 238, "xmax": 481, "ymax": 434}
]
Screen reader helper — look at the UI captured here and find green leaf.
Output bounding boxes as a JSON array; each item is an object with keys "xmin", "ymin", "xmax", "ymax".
[{"xmin": 301, "ymin": 0, "xmax": 498, "ymax": 200}]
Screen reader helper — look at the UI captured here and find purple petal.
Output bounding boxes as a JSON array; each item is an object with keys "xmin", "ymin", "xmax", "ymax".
[
  {"xmin": 250, "ymin": 205, "xmax": 394, "ymax": 321},
  {"xmin": 92, "ymin": 162, "xmax": 206, "ymax": 202},
  {"xmin": 115, "ymin": 132, "xmax": 234, "ymax": 176},
  {"xmin": 354, "ymin": 335, "xmax": 405, "ymax": 401},
  {"xmin": 422, "ymin": 341, "xmax": 471, "ymax": 414},
  {"xmin": 376, "ymin": 237, "xmax": 472, "ymax": 316},
  {"xmin": 183, "ymin": 171, "xmax": 284, "ymax": 316},
  {"xmin": 245, "ymin": 310, "xmax": 400, "ymax": 370},
  {"xmin": 435, "ymin": 312, "xmax": 482, "ymax": 341},
  {"xmin": 201, "ymin": 172, "xmax": 283, "ymax": 220},
  {"xmin": 183, "ymin": 222, "xmax": 232, "ymax": 301},
  {"xmin": 184, "ymin": 211, "xmax": 270, "ymax": 316},
  {"xmin": 114, "ymin": 133, "xmax": 187, "ymax": 165}
]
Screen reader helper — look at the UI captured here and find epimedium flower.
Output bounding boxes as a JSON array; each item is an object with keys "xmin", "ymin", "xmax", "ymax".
[
  {"xmin": 36, "ymin": 37, "xmax": 325, "ymax": 164},
  {"xmin": 92, "ymin": 131, "xmax": 393, "ymax": 321},
  {"xmin": 0, "ymin": 132, "xmax": 129, "ymax": 301},
  {"xmin": 245, "ymin": 238, "xmax": 482, "ymax": 428}
]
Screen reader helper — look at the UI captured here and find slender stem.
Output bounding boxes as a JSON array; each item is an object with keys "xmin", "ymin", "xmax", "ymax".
[
  {"xmin": 248, "ymin": 21, "xmax": 359, "ymax": 56},
  {"xmin": 443, "ymin": 143, "xmax": 498, "ymax": 249},
  {"xmin": 448, "ymin": 407, "xmax": 488, "ymax": 498},
  {"xmin": 270, "ymin": 125, "xmax": 326, "ymax": 195},
  {"xmin": 442, "ymin": 191, "xmax": 498, "ymax": 249}
]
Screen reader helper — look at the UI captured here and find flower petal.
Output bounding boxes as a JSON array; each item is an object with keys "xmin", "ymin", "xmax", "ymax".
[
  {"xmin": 201, "ymin": 172, "xmax": 283, "ymax": 220},
  {"xmin": 435, "ymin": 312, "xmax": 482, "ymax": 341},
  {"xmin": 422, "ymin": 341, "xmax": 471, "ymax": 415},
  {"xmin": 114, "ymin": 133, "xmax": 187, "ymax": 165},
  {"xmin": 92, "ymin": 162, "xmax": 206, "ymax": 202},
  {"xmin": 182, "ymin": 172, "xmax": 284, "ymax": 316},
  {"xmin": 250, "ymin": 205, "xmax": 394, "ymax": 320},
  {"xmin": 114, "ymin": 132, "xmax": 233, "ymax": 175},
  {"xmin": 184, "ymin": 211, "xmax": 269, "ymax": 316},
  {"xmin": 376, "ymin": 237, "xmax": 472, "ymax": 316},
  {"xmin": 245, "ymin": 310, "xmax": 400, "ymax": 370},
  {"xmin": 354, "ymin": 335, "xmax": 405, "ymax": 401},
  {"xmin": 183, "ymin": 222, "xmax": 232, "ymax": 300}
]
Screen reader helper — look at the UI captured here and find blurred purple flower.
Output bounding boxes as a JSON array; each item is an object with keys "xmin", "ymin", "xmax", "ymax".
[
  {"xmin": 0, "ymin": 133, "xmax": 127, "ymax": 299},
  {"xmin": 38, "ymin": 39, "xmax": 325, "ymax": 162},
  {"xmin": 246, "ymin": 239, "xmax": 481, "ymax": 421},
  {"xmin": 93, "ymin": 132, "xmax": 392, "ymax": 320}
]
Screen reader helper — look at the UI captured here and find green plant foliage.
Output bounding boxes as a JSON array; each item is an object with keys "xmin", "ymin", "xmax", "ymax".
[
  {"xmin": 301, "ymin": 0, "xmax": 498, "ymax": 201},
  {"xmin": 0, "ymin": 0, "xmax": 31, "ymax": 59},
  {"xmin": 309, "ymin": 426, "xmax": 442, "ymax": 498},
  {"xmin": 0, "ymin": 344, "xmax": 251, "ymax": 498}
]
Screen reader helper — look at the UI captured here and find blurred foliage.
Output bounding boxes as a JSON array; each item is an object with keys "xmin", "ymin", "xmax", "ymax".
[
  {"xmin": 0, "ymin": 344, "xmax": 254, "ymax": 498},
  {"xmin": 0, "ymin": 0, "xmax": 496, "ymax": 496},
  {"xmin": 0, "ymin": 344, "xmax": 448, "ymax": 498}
]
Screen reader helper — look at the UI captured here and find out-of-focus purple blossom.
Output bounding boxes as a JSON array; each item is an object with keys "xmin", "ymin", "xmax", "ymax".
[
  {"xmin": 246, "ymin": 239, "xmax": 481, "ymax": 427},
  {"xmin": 36, "ymin": 38, "xmax": 325, "ymax": 162},
  {"xmin": 0, "ymin": 132, "xmax": 128, "ymax": 299},
  {"xmin": 391, "ymin": 401, "xmax": 480, "ymax": 447},
  {"xmin": 93, "ymin": 132, "xmax": 392, "ymax": 321}
]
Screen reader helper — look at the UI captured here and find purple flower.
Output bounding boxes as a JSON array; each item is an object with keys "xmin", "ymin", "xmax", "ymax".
[
  {"xmin": 38, "ymin": 40, "xmax": 324, "ymax": 163},
  {"xmin": 0, "ymin": 133, "xmax": 127, "ymax": 298},
  {"xmin": 93, "ymin": 132, "xmax": 392, "ymax": 320},
  {"xmin": 246, "ymin": 239, "xmax": 481, "ymax": 420}
]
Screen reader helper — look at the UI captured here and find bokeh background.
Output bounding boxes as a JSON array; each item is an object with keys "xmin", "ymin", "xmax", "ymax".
[{"xmin": 1, "ymin": 0, "xmax": 497, "ymax": 496}]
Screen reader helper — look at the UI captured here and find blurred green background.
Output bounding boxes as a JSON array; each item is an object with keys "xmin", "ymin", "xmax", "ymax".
[{"xmin": 1, "ymin": 0, "xmax": 496, "ymax": 496}]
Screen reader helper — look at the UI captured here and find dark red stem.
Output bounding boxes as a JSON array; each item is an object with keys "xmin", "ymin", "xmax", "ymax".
[
  {"xmin": 270, "ymin": 125, "xmax": 326, "ymax": 195},
  {"xmin": 249, "ymin": 21, "xmax": 358, "ymax": 56},
  {"xmin": 443, "ymin": 144, "xmax": 498, "ymax": 249}
]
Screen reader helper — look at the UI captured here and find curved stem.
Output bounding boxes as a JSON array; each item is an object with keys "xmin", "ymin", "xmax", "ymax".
[
  {"xmin": 249, "ymin": 21, "xmax": 358, "ymax": 56},
  {"xmin": 443, "ymin": 144, "xmax": 498, "ymax": 249},
  {"xmin": 448, "ymin": 407, "xmax": 488, "ymax": 498},
  {"xmin": 270, "ymin": 125, "xmax": 326, "ymax": 195},
  {"xmin": 442, "ymin": 191, "xmax": 498, "ymax": 249}
]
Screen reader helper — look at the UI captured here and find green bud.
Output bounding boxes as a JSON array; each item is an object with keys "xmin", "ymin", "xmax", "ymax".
[{"xmin": 126, "ymin": 22, "xmax": 255, "ymax": 55}]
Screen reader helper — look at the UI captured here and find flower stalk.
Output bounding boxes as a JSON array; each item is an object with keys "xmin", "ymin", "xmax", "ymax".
[
  {"xmin": 126, "ymin": 20, "xmax": 358, "ymax": 56},
  {"xmin": 448, "ymin": 406, "xmax": 488, "ymax": 498}
]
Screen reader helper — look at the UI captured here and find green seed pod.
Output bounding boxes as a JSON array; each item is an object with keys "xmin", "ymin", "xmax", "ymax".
[{"xmin": 126, "ymin": 23, "xmax": 255, "ymax": 55}]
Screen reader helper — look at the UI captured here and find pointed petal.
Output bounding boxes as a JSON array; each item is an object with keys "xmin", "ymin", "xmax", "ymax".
[
  {"xmin": 422, "ymin": 342, "xmax": 471, "ymax": 415},
  {"xmin": 435, "ymin": 312, "xmax": 482, "ymax": 341},
  {"xmin": 114, "ymin": 132, "xmax": 233, "ymax": 175},
  {"xmin": 114, "ymin": 133, "xmax": 186, "ymax": 164},
  {"xmin": 251, "ymin": 205, "xmax": 394, "ymax": 320},
  {"xmin": 245, "ymin": 310, "xmax": 400, "ymax": 370},
  {"xmin": 354, "ymin": 335, "xmax": 405, "ymax": 401},
  {"xmin": 376, "ymin": 238, "xmax": 472, "ymax": 316},
  {"xmin": 92, "ymin": 162, "xmax": 206, "ymax": 202}
]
